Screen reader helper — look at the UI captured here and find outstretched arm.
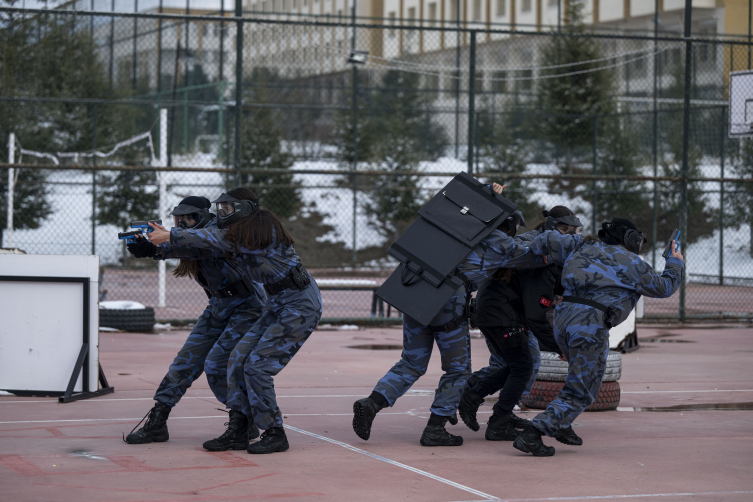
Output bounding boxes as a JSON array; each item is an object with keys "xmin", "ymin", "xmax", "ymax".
[
  {"xmin": 167, "ymin": 226, "xmax": 244, "ymax": 254},
  {"xmin": 156, "ymin": 242, "xmax": 219, "ymax": 260},
  {"xmin": 633, "ymin": 242, "xmax": 684, "ymax": 299},
  {"xmin": 530, "ymin": 230, "xmax": 584, "ymax": 266}
]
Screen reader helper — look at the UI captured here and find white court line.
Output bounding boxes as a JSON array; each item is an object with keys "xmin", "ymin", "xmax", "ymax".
[
  {"xmin": 283, "ymin": 424, "xmax": 498, "ymax": 501},
  {"xmin": 3, "ymin": 390, "xmax": 752, "ymax": 404},
  {"xmin": 0, "ymin": 394, "xmax": 434, "ymax": 404},
  {"xmin": 0, "ymin": 412, "xmax": 416, "ymax": 425},
  {"xmin": 621, "ymin": 389, "xmax": 753, "ymax": 394},
  {"xmin": 449, "ymin": 490, "xmax": 753, "ymax": 501}
]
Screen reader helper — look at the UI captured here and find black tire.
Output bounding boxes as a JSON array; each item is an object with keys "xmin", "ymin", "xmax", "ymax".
[
  {"xmin": 99, "ymin": 307, "xmax": 155, "ymax": 332},
  {"xmin": 521, "ymin": 380, "xmax": 621, "ymax": 411},
  {"xmin": 536, "ymin": 351, "xmax": 622, "ymax": 382}
]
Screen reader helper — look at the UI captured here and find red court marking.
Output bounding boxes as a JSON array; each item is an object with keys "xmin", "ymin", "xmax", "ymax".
[
  {"xmin": 43, "ymin": 428, "xmax": 67, "ymax": 438},
  {"xmin": 0, "ymin": 450, "xmax": 260, "ymax": 477}
]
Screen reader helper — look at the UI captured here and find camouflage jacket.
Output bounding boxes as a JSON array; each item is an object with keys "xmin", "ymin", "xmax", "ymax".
[
  {"xmin": 530, "ymin": 231, "xmax": 684, "ymax": 326},
  {"xmin": 169, "ymin": 226, "xmax": 320, "ymax": 310},
  {"xmin": 156, "ymin": 220, "xmax": 267, "ymax": 320}
]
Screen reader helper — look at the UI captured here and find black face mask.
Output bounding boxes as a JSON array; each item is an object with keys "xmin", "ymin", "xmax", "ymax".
[
  {"xmin": 543, "ymin": 213, "xmax": 583, "ymax": 232},
  {"xmin": 170, "ymin": 204, "xmax": 213, "ymax": 229}
]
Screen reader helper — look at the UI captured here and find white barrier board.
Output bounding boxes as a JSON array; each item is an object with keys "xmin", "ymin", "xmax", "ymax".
[{"xmin": 0, "ymin": 255, "xmax": 99, "ymax": 395}]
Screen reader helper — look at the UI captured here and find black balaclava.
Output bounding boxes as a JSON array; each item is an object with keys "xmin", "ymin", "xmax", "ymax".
[{"xmin": 598, "ymin": 217, "xmax": 647, "ymax": 254}]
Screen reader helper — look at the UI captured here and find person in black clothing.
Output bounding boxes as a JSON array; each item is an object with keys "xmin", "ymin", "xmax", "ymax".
[{"xmin": 458, "ymin": 206, "xmax": 583, "ymax": 443}]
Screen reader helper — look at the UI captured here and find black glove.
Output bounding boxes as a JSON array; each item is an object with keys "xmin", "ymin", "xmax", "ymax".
[{"xmin": 127, "ymin": 237, "xmax": 157, "ymax": 258}]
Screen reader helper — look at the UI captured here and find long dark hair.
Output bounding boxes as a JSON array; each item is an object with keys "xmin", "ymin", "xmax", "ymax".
[
  {"xmin": 534, "ymin": 205, "xmax": 575, "ymax": 231},
  {"xmin": 223, "ymin": 187, "xmax": 295, "ymax": 250},
  {"xmin": 173, "ymin": 259, "xmax": 201, "ymax": 279}
]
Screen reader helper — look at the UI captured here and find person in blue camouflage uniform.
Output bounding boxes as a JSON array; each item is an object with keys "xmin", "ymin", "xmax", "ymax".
[
  {"xmin": 123, "ymin": 196, "xmax": 267, "ymax": 452},
  {"xmin": 352, "ymin": 183, "xmax": 547, "ymax": 447},
  {"xmin": 460, "ymin": 207, "xmax": 581, "ymax": 438},
  {"xmin": 147, "ymin": 187, "xmax": 322, "ymax": 455},
  {"xmin": 514, "ymin": 218, "xmax": 684, "ymax": 456}
]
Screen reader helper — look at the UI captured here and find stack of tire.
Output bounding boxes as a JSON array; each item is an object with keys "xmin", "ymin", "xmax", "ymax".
[{"xmin": 521, "ymin": 351, "xmax": 622, "ymax": 411}]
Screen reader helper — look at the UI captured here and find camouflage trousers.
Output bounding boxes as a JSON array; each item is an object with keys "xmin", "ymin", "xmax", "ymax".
[
  {"xmin": 532, "ymin": 304, "xmax": 610, "ymax": 437},
  {"xmin": 373, "ymin": 316, "xmax": 471, "ymax": 417},
  {"xmin": 154, "ymin": 307, "xmax": 259, "ymax": 408},
  {"xmin": 226, "ymin": 286, "xmax": 322, "ymax": 430},
  {"xmin": 466, "ymin": 333, "xmax": 541, "ymax": 397}
]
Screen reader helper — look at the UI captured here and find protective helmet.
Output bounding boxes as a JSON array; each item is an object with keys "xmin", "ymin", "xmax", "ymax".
[
  {"xmin": 212, "ymin": 192, "xmax": 258, "ymax": 229},
  {"xmin": 598, "ymin": 218, "xmax": 647, "ymax": 254},
  {"xmin": 498, "ymin": 210, "xmax": 526, "ymax": 237},
  {"xmin": 543, "ymin": 209, "xmax": 583, "ymax": 234},
  {"xmin": 170, "ymin": 196, "xmax": 214, "ymax": 229}
]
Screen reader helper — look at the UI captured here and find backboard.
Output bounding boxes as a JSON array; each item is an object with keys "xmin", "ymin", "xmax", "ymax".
[{"xmin": 729, "ymin": 70, "xmax": 753, "ymax": 137}]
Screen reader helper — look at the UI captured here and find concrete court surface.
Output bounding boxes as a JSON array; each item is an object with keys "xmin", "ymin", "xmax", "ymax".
[{"xmin": 1, "ymin": 324, "xmax": 752, "ymax": 502}]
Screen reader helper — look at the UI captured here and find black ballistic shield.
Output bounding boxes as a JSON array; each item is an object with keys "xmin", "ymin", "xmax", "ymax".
[{"xmin": 376, "ymin": 172, "xmax": 517, "ymax": 326}]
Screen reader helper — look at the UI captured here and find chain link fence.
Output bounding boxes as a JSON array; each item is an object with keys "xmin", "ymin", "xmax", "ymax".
[{"xmin": 1, "ymin": 3, "xmax": 752, "ymax": 323}]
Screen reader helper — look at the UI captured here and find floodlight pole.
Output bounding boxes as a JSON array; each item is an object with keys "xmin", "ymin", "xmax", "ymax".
[
  {"xmin": 467, "ymin": 31, "xmax": 476, "ymax": 174},
  {"xmin": 158, "ymin": 109, "xmax": 168, "ymax": 309},
  {"xmin": 6, "ymin": 133, "xmax": 14, "ymax": 248},
  {"xmin": 679, "ymin": 0, "xmax": 692, "ymax": 322}
]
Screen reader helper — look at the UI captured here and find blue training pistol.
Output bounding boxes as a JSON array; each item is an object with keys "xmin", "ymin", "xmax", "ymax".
[
  {"xmin": 117, "ymin": 219, "xmax": 162, "ymax": 244},
  {"xmin": 662, "ymin": 229, "xmax": 681, "ymax": 259}
]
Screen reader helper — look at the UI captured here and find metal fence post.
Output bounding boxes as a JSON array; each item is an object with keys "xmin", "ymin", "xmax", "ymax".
[
  {"xmin": 158, "ymin": 108, "xmax": 168, "ymax": 308},
  {"xmin": 467, "ymin": 31, "xmax": 476, "ymax": 174},
  {"xmin": 652, "ymin": 0, "xmax": 659, "ymax": 269},
  {"xmin": 234, "ymin": 0, "xmax": 243, "ymax": 186},
  {"xmin": 132, "ymin": 0, "xmax": 138, "ymax": 90},
  {"xmin": 91, "ymin": 103, "xmax": 97, "ymax": 255},
  {"xmin": 591, "ymin": 115, "xmax": 598, "ymax": 233},
  {"xmin": 157, "ymin": 0, "xmax": 163, "ymax": 94},
  {"xmin": 679, "ymin": 0, "xmax": 693, "ymax": 322},
  {"xmin": 109, "ymin": 0, "xmax": 114, "ymax": 88},
  {"xmin": 351, "ymin": 2, "xmax": 358, "ymax": 266},
  {"xmin": 6, "ymin": 132, "xmax": 14, "ymax": 248},
  {"xmin": 719, "ymin": 106, "xmax": 726, "ymax": 285},
  {"xmin": 454, "ymin": 0, "xmax": 461, "ymax": 158}
]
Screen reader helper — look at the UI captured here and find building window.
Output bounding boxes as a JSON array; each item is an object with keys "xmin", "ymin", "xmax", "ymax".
[
  {"xmin": 497, "ymin": 0, "xmax": 506, "ymax": 16},
  {"xmin": 522, "ymin": 0, "xmax": 532, "ymax": 12},
  {"xmin": 474, "ymin": 70, "xmax": 483, "ymax": 91},
  {"xmin": 548, "ymin": 0, "xmax": 557, "ymax": 6},
  {"xmin": 492, "ymin": 71, "xmax": 507, "ymax": 93},
  {"xmin": 473, "ymin": 0, "xmax": 482, "ymax": 21},
  {"xmin": 445, "ymin": 70, "xmax": 461, "ymax": 94},
  {"xmin": 449, "ymin": 0, "xmax": 459, "ymax": 22},
  {"xmin": 388, "ymin": 11, "xmax": 396, "ymax": 38},
  {"xmin": 428, "ymin": 2, "xmax": 437, "ymax": 26},
  {"xmin": 517, "ymin": 69, "xmax": 532, "ymax": 92},
  {"xmin": 425, "ymin": 73, "xmax": 439, "ymax": 100}
]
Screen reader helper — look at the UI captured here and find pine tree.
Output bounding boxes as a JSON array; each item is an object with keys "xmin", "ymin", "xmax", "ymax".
[
  {"xmin": 341, "ymin": 69, "xmax": 448, "ymax": 242},
  {"xmin": 0, "ymin": 8, "xmax": 137, "ymax": 247},
  {"xmin": 476, "ymin": 109, "xmax": 546, "ymax": 222},
  {"xmin": 536, "ymin": 0, "xmax": 616, "ymax": 167}
]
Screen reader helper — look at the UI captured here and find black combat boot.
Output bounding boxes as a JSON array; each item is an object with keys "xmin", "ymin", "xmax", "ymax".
[
  {"xmin": 509, "ymin": 413, "xmax": 533, "ymax": 429},
  {"xmin": 202, "ymin": 410, "xmax": 250, "ymax": 451},
  {"xmin": 420, "ymin": 413, "xmax": 464, "ymax": 447},
  {"xmin": 124, "ymin": 403, "xmax": 171, "ymax": 444},
  {"xmin": 352, "ymin": 392, "xmax": 387, "ymax": 441},
  {"xmin": 458, "ymin": 389, "xmax": 485, "ymax": 432},
  {"xmin": 247, "ymin": 426, "xmax": 289, "ymax": 454},
  {"xmin": 248, "ymin": 416, "xmax": 261, "ymax": 440},
  {"xmin": 485, "ymin": 413, "xmax": 520, "ymax": 441},
  {"xmin": 554, "ymin": 426, "xmax": 583, "ymax": 446},
  {"xmin": 513, "ymin": 425, "xmax": 556, "ymax": 457}
]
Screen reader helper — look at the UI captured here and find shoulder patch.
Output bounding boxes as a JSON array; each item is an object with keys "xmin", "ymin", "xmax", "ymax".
[{"xmin": 540, "ymin": 296, "xmax": 552, "ymax": 307}]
